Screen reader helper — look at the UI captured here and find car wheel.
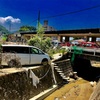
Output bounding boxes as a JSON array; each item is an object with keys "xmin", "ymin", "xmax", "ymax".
[
  {"xmin": 8, "ymin": 59, "xmax": 21, "ymax": 68},
  {"xmin": 42, "ymin": 60, "xmax": 48, "ymax": 66}
]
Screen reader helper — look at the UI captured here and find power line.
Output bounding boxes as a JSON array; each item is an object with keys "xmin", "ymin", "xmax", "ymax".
[
  {"xmin": 41, "ymin": 5, "xmax": 100, "ymax": 19},
  {"xmin": 27, "ymin": 4, "xmax": 100, "ymax": 25}
]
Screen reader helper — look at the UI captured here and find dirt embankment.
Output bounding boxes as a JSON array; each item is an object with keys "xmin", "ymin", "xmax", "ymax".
[
  {"xmin": 44, "ymin": 79, "xmax": 97, "ymax": 100},
  {"xmin": 48, "ymin": 53, "xmax": 100, "ymax": 100}
]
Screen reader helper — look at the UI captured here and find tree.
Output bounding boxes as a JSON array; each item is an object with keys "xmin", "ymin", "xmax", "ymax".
[
  {"xmin": 28, "ymin": 23, "xmax": 52, "ymax": 52},
  {"xmin": 1, "ymin": 34, "xmax": 7, "ymax": 43},
  {"xmin": 19, "ymin": 25, "xmax": 36, "ymax": 32}
]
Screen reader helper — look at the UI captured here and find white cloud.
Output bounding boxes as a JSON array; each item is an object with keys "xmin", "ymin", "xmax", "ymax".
[{"xmin": 0, "ymin": 16, "xmax": 21, "ymax": 24}]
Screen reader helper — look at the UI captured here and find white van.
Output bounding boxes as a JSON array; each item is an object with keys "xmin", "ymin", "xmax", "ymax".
[{"xmin": 1, "ymin": 44, "xmax": 51, "ymax": 67}]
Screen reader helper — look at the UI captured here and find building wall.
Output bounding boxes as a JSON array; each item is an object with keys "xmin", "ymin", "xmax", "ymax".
[{"xmin": 43, "ymin": 20, "xmax": 56, "ymax": 31}]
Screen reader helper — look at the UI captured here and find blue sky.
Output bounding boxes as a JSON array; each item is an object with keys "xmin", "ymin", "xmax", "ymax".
[{"xmin": 0, "ymin": 0, "xmax": 100, "ymax": 31}]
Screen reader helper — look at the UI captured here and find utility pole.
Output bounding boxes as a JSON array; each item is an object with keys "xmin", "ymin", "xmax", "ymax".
[{"xmin": 37, "ymin": 10, "xmax": 40, "ymax": 29}]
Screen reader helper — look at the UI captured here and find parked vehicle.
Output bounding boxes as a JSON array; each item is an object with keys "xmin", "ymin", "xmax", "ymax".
[
  {"xmin": 60, "ymin": 41, "xmax": 100, "ymax": 49},
  {"xmin": 52, "ymin": 40, "xmax": 61, "ymax": 49},
  {"xmin": 1, "ymin": 44, "xmax": 51, "ymax": 67},
  {"xmin": 60, "ymin": 42, "xmax": 72, "ymax": 47},
  {"xmin": 80, "ymin": 42, "xmax": 100, "ymax": 48}
]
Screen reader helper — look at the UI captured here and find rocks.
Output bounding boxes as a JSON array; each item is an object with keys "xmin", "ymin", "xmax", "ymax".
[{"xmin": 89, "ymin": 81, "xmax": 100, "ymax": 100}]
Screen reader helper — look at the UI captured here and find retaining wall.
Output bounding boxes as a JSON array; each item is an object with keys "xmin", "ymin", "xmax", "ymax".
[
  {"xmin": 0, "ymin": 58, "xmax": 74, "ymax": 100},
  {"xmin": 0, "ymin": 65, "xmax": 55, "ymax": 100}
]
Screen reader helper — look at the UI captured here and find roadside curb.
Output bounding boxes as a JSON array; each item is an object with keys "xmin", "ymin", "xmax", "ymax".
[{"xmin": 29, "ymin": 85, "xmax": 58, "ymax": 100}]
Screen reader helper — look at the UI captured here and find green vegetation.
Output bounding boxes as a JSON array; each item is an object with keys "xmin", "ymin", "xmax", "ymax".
[
  {"xmin": 19, "ymin": 25, "xmax": 36, "ymax": 32},
  {"xmin": 28, "ymin": 23, "xmax": 70, "ymax": 58},
  {"xmin": 0, "ymin": 25, "xmax": 9, "ymax": 44},
  {"xmin": 0, "ymin": 25, "xmax": 10, "ymax": 34},
  {"xmin": 28, "ymin": 23, "xmax": 52, "ymax": 53},
  {"xmin": 28, "ymin": 35, "xmax": 52, "ymax": 52},
  {"xmin": 2, "ymin": 34, "xmax": 7, "ymax": 42}
]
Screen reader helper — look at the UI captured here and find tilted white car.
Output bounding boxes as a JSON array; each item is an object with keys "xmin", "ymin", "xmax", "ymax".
[{"xmin": 1, "ymin": 44, "xmax": 51, "ymax": 67}]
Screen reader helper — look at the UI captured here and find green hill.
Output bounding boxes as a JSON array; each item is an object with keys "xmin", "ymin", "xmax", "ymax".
[{"xmin": 0, "ymin": 25, "xmax": 10, "ymax": 34}]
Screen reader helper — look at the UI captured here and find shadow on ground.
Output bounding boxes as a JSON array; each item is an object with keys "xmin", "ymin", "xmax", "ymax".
[{"xmin": 72, "ymin": 57, "xmax": 100, "ymax": 81}]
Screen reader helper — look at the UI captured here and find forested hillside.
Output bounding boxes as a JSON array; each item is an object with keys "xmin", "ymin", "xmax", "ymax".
[{"xmin": 0, "ymin": 25, "xmax": 10, "ymax": 34}]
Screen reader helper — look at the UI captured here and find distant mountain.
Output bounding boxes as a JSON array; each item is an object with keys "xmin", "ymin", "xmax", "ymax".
[{"xmin": 0, "ymin": 25, "xmax": 10, "ymax": 34}]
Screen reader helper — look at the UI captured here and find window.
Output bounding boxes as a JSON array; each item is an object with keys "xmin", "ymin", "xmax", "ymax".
[
  {"xmin": 3, "ymin": 46, "xmax": 29, "ymax": 53},
  {"xmin": 30, "ymin": 47, "xmax": 44, "ymax": 54}
]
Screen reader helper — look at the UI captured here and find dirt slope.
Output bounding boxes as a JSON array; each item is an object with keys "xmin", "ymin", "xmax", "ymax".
[{"xmin": 44, "ymin": 79, "xmax": 95, "ymax": 100}]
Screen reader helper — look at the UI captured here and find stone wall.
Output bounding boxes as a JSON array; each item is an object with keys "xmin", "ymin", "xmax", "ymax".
[
  {"xmin": 0, "ymin": 65, "xmax": 56, "ymax": 100},
  {"xmin": 54, "ymin": 59, "xmax": 73, "ymax": 78}
]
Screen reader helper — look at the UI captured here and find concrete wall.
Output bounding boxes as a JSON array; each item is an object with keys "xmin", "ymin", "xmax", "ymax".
[{"xmin": 0, "ymin": 65, "xmax": 56, "ymax": 100}]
